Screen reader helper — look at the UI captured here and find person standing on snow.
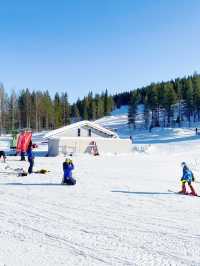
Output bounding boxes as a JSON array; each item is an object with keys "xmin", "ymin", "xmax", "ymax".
[
  {"xmin": 179, "ymin": 162, "xmax": 197, "ymax": 196},
  {"xmin": 0, "ymin": 150, "xmax": 6, "ymax": 163},
  {"xmin": 62, "ymin": 157, "xmax": 76, "ymax": 185},
  {"xmin": 27, "ymin": 140, "xmax": 34, "ymax": 174}
]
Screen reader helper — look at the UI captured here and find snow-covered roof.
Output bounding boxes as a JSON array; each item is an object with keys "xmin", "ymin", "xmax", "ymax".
[{"xmin": 44, "ymin": 120, "xmax": 118, "ymax": 139}]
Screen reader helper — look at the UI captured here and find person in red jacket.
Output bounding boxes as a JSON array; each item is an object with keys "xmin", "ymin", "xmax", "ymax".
[{"xmin": 20, "ymin": 133, "xmax": 26, "ymax": 161}]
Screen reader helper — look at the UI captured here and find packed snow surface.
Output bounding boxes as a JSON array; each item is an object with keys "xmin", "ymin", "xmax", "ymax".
[
  {"xmin": 0, "ymin": 138, "xmax": 200, "ymax": 265},
  {"xmin": 0, "ymin": 108, "xmax": 200, "ymax": 265}
]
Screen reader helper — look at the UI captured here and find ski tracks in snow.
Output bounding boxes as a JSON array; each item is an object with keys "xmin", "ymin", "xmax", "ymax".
[{"xmin": 0, "ymin": 154, "xmax": 200, "ymax": 265}]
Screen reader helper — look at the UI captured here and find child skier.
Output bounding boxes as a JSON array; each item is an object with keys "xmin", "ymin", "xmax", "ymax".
[
  {"xmin": 62, "ymin": 157, "xmax": 76, "ymax": 185},
  {"xmin": 179, "ymin": 162, "xmax": 197, "ymax": 196}
]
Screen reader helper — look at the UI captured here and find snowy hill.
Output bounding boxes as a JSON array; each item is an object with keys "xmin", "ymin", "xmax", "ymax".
[
  {"xmin": 0, "ymin": 111, "xmax": 200, "ymax": 265},
  {"xmin": 96, "ymin": 105, "xmax": 199, "ymax": 143},
  {"xmin": 96, "ymin": 105, "xmax": 128, "ymax": 138},
  {"xmin": 0, "ymin": 138, "xmax": 200, "ymax": 265}
]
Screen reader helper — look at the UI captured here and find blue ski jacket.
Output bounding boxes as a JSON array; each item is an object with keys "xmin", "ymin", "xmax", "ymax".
[
  {"xmin": 181, "ymin": 166, "xmax": 193, "ymax": 182},
  {"xmin": 63, "ymin": 162, "xmax": 74, "ymax": 179}
]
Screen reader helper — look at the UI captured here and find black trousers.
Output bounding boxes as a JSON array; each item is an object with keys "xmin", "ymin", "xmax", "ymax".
[
  {"xmin": 28, "ymin": 158, "xmax": 34, "ymax": 174},
  {"xmin": 0, "ymin": 151, "xmax": 6, "ymax": 161},
  {"xmin": 21, "ymin": 151, "xmax": 26, "ymax": 161}
]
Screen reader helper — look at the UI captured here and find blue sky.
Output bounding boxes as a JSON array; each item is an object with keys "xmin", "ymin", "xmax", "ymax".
[{"xmin": 0, "ymin": 0, "xmax": 200, "ymax": 102}]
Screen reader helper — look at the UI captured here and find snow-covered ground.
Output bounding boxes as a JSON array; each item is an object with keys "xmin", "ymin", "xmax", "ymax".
[
  {"xmin": 0, "ymin": 131, "xmax": 200, "ymax": 265},
  {"xmin": 96, "ymin": 105, "xmax": 199, "ymax": 143},
  {"xmin": 0, "ymin": 108, "xmax": 200, "ymax": 265}
]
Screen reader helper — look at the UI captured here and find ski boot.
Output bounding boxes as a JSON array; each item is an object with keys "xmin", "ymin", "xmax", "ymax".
[
  {"xmin": 189, "ymin": 185, "xmax": 198, "ymax": 196},
  {"xmin": 178, "ymin": 183, "xmax": 187, "ymax": 194}
]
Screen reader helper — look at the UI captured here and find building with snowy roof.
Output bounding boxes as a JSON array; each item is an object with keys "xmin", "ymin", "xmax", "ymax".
[{"xmin": 44, "ymin": 120, "xmax": 132, "ymax": 156}]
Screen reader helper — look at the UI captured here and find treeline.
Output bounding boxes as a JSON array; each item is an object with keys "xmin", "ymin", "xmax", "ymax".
[
  {"xmin": 0, "ymin": 85, "xmax": 114, "ymax": 134},
  {"xmin": 1, "ymin": 72, "xmax": 200, "ymax": 134},
  {"xmin": 121, "ymin": 73, "xmax": 200, "ymax": 129}
]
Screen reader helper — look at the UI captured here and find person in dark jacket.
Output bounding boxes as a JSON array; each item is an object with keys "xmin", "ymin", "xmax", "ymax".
[
  {"xmin": 27, "ymin": 141, "xmax": 34, "ymax": 174},
  {"xmin": 0, "ymin": 150, "xmax": 6, "ymax": 163},
  {"xmin": 62, "ymin": 158, "xmax": 76, "ymax": 185}
]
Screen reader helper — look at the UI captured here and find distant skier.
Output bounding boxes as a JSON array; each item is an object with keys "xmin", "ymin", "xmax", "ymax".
[
  {"xmin": 27, "ymin": 140, "xmax": 34, "ymax": 174},
  {"xmin": 62, "ymin": 157, "xmax": 76, "ymax": 185},
  {"xmin": 179, "ymin": 162, "xmax": 197, "ymax": 196}
]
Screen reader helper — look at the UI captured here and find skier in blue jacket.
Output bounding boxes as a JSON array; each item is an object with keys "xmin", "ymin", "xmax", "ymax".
[
  {"xmin": 62, "ymin": 157, "xmax": 76, "ymax": 185},
  {"xmin": 179, "ymin": 162, "xmax": 197, "ymax": 196},
  {"xmin": 27, "ymin": 141, "xmax": 34, "ymax": 174}
]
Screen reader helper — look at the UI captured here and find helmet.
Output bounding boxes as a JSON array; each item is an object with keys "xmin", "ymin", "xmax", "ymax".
[{"xmin": 181, "ymin": 162, "xmax": 186, "ymax": 167}]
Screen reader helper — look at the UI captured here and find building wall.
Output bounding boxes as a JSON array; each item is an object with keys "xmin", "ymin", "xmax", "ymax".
[
  {"xmin": 48, "ymin": 137, "xmax": 133, "ymax": 156},
  {"xmin": 53, "ymin": 125, "xmax": 111, "ymax": 138}
]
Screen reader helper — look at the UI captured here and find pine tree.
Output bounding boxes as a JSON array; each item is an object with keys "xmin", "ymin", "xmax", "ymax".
[
  {"xmin": 2, "ymin": 92, "xmax": 9, "ymax": 133},
  {"xmin": 163, "ymin": 83, "xmax": 177, "ymax": 126},
  {"xmin": 192, "ymin": 74, "xmax": 200, "ymax": 122},
  {"xmin": 71, "ymin": 103, "xmax": 80, "ymax": 122},
  {"xmin": 146, "ymin": 84, "xmax": 158, "ymax": 127},
  {"xmin": 54, "ymin": 93, "xmax": 62, "ymax": 128},
  {"xmin": 0, "ymin": 84, "xmax": 5, "ymax": 134},
  {"xmin": 143, "ymin": 96, "xmax": 150, "ymax": 130},
  {"xmin": 103, "ymin": 89, "xmax": 109, "ymax": 116},
  {"xmin": 96, "ymin": 94, "xmax": 104, "ymax": 118},
  {"xmin": 17, "ymin": 88, "xmax": 32, "ymax": 129},
  {"xmin": 61, "ymin": 92, "xmax": 71, "ymax": 125},
  {"xmin": 91, "ymin": 101, "xmax": 96, "ymax": 120},
  {"xmin": 184, "ymin": 78, "xmax": 193, "ymax": 126},
  {"xmin": 9, "ymin": 90, "xmax": 18, "ymax": 130},
  {"xmin": 128, "ymin": 91, "xmax": 140, "ymax": 129},
  {"xmin": 174, "ymin": 79, "xmax": 183, "ymax": 126},
  {"xmin": 43, "ymin": 90, "xmax": 54, "ymax": 129},
  {"xmin": 87, "ymin": 92, "xmax": 94, "ymax": 120},
  {"xmin": 82, "ymin": 97, "xmax": 89, "ymax": 120}
]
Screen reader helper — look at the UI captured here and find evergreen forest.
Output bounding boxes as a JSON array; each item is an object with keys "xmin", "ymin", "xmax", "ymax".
[{"xmin": 0, "ymin": 73, "xmax": 200, "ymax": 133}]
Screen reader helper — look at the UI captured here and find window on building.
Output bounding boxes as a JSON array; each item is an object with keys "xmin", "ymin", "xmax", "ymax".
[
  {"xmin": 78, "ymin": 128, "xmax": 81, "ymax": 137},
  {"xmin": 88, "ymin": 128, "xmax": 91, "ymax": 137}
]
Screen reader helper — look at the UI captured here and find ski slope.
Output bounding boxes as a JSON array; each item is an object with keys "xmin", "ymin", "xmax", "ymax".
[
  {"xmin": 96, "ymin": 105, "xmax": 199, "ymax": 143},
  {"xmin": 0, "ymin": 109, "xmax": 200, "ymax": 265}
]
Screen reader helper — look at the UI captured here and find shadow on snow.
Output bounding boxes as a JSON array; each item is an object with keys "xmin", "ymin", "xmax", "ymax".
[
  {"xmin": 111, "ymin": 190, "xmax": 173, "ymax": 195},
  {"xmin": 2, "ymin": 183, "xmax": 62, "ymax": 186}
]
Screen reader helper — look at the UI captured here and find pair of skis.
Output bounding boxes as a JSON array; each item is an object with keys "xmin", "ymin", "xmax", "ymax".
[
  {"xmin": 3, "ymin": 164, "xmax": 28, "ymax": 176},
  {"xmin": 168, "ymin": 189, "xmax": 200, "ymax": 197}
]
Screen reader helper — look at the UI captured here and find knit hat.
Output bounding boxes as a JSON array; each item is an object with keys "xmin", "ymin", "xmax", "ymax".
[{"xmin": 181, "ymin": 162, "xmax": 186, "ymax": 167}]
